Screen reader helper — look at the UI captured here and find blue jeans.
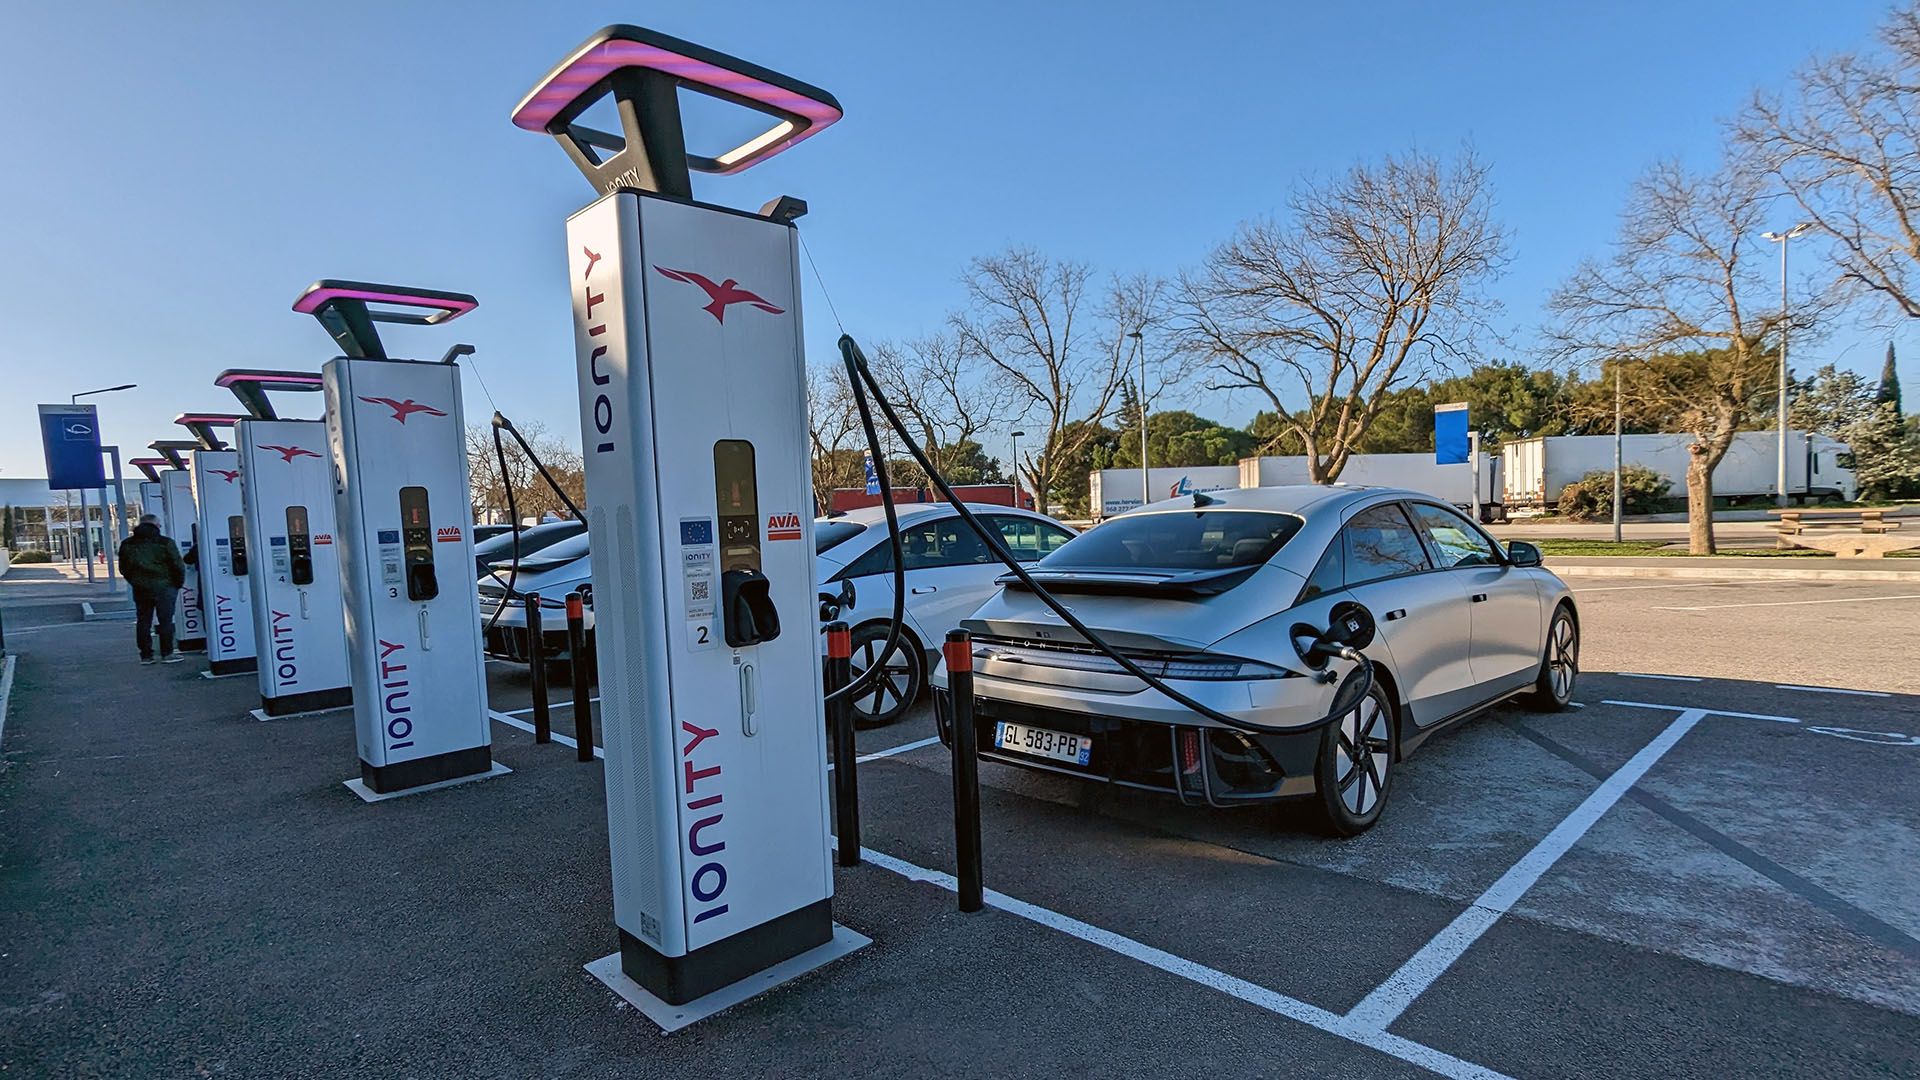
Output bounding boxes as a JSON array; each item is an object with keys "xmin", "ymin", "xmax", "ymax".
[{"xmin": 133, "ymin": 585, "xmax": 179, "ymax": 659}]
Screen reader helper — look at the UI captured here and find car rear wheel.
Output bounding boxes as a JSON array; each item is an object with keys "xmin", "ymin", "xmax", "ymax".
[
  {"xmin": 1528, "ymin": 606, "xmax": 1578, "ymax": 712},
  {"xmin": 847, "ymin": 623, "xmax": 924, "ymax": 729},
  {"xmin": 1311, "ymin": 682, "xmax": 1394, "ymax": 837}
]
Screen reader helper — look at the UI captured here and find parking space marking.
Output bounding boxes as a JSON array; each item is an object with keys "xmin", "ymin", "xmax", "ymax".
[
  {"xmin": 853, "ymin": 735, "xmax": 939, "ymax": 762},
  {"xmin": 1776, "ymin": 684, "xmax": 1893, "ymax": 698},
  {"xmin": 1619, "ymin": 672, "xmax": 1702, "ymax": 682},
  {"xmin": 1504, "ymin": 719, "xmax": 1920, "ymax": 962},
  {"xmin": 1346, "ymin": 709, "xmax": 1705, "ymax": 1031},
  {"xmin": 1572, "ymin": 580, "xmax": 1743, "ymax": 593},
  {"xmin": 1606, "ymin": 699, "xmax": 1920, "ymax": 749},
  {"xmin": 501, "ymin": 696, "xmax": 600, "ymax": 717},
  {"xmin": 1602, "ymin": 699, "xmax": 1798, "ymax": 724},
  {"xmin": 859, "ymin": 847, "xmax": 1513, "ymax": 1080},
  {"xmin": 1654, "ymin": 592, "xmax": 1920, "ymax": 612},
  {"xmin": 487, "ymin": 712, "xmax": 944, "ymax": 770}
]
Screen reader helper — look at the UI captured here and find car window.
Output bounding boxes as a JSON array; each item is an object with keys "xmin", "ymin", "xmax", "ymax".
[
  {"xmin": 987, "ymin": 515, "xmax": 1074, "ymax": 563},
  {"xmin": 903, "ymin": 518, "xmax": 992, "ymax": 570},
  {"xmin": 1343, "ymin": 503, "xmax": 1432, "ymax": 585},
  {"xmin": 1299, "ymin": 539, "xmax": 1345, "ymax": 602},
  {"xmin": 1038, "ymin": 511, "xmax": 1303, "ymax": 572},
  {"xmin": 1408, "ymin": 503, "xmax": 1499, "ymax": 568},
  {"xmin": 814, "ymin": 519, "xmax": 866, "ymax": 555}
]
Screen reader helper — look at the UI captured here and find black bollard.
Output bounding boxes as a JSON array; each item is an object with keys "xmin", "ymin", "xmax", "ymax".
[
  {"xmin": 567, "ymin": 592, "xmax": 593, "ymax": 762},
  {"xmin": 945, "ymin": 629, "xmax": 983, "ymax": 913},
  {"xmin": 825, "ymin": 622, "xmax": 859, "ymax": 867},
  {"xmin": 525, "ymin": 592, "xmax": 551, "ymax": 744}
]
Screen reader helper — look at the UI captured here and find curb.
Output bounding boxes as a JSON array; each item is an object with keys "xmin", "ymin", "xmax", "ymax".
[
  {"xmin": 0, "ymin": 655, "xmax": 15, "ymax": 750},
  {"xmin": 81, "ymin": 601, "xmax": 136, "ymax": 622},
  {"xmin": 1549, "ymin": 563, "xmax": 1920, "ymax": 583}
]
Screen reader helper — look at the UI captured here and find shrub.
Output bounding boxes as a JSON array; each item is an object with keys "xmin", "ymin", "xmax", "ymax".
[
  {"xmin": 11, "ymin": 549, "xmax": 53, "ymax": 563},
  {"xmin": 1557, "ymin": 466, "xmax": 1671, "ymax": 521}
]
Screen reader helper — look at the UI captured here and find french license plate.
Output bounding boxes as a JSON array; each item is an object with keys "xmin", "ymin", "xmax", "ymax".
[{"xmin": 994, "ymin": 721, "xmax": 1092, "ymax": 766}]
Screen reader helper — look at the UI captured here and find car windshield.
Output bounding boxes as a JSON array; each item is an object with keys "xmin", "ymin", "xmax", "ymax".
[
  {"xmin": 1036, "ymin": 510, "xmax": 1303, "ymax": 572},
  {"xmin": 814, "ymin": 520, "xmax": 866, "ymax": 554}
]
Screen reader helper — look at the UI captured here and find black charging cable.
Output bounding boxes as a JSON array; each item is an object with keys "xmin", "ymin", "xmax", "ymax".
[{"xmin": 833, "ymin": 333, "xmax": 1370, "ymax": 737}]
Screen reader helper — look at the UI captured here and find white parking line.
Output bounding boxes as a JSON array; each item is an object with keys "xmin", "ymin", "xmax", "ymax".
[
  {"xmin": 486, "ymin": 713, "xmax": 942, "ymax": 771},
  {"xmin": 501, "ymin": 696, "xmax": 600, "ymax": 717},
  {"xmin": 1775, "ymin": 684, "xmax": 1893, "ymax": 698},
  {"xmin": 1618, "ymin": 673, "xmax": 1702, "ymax": 682},
  {"xmin": 860, "ymin": 847, "xmax": 1512, "ymax": 1080},
  {"xmin": 1601, "ymin": 699, "xmax": 1800, "ymax": 724},
  {"xmin": 854, "ymin": 735, "xmax": 939, "ymax": 762},
  {"xmin": 1346, "ymin": 708, "xmax": 1704, "ymax": 1031},
  {"xmin": 1573, "ymin": 580, "xmax": 1743, "ymax": 593},
  {"xmin": 1654, "ymin": 592, "xmax": 1920, "ymax": 612}
]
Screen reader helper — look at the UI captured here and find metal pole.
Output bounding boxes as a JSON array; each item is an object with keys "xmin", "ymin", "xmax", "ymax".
[
  {"xmin": 104, "ymin": 446, "xmax": 124, "ymax": 592},
  {"xmin": 1468, "ymin": 431, "xmax": 1481, "ymax": 523},
  {"xmin": 1613, "ymin": 362, "xmax": 1624, "ymax": 544},
  {"xmin": 79, "ymin": 487, "xmax": 95, "ymax": 582},
  {"xmin": 567, "ymin": 591, "xmax": 593, "ymax": 762},
  {"xmin": 1777, "ymin": 235, "xmax": 1791, "ymax": 509},
  {"xmin": 1136, "ymin": 333, "xmax": 1149, "ymax": 512},
  {"xmin": 945, "ymin": 629, "xmax": 983, "ymax": 913},
  {"xmin": 42, "ymin": 507, "xmax": 54, "ymax": 558},
  {"xmin": 1009, "ymin": 431, "xmax": 1020, "ymax": 509},
  {"xmin": 826, "ymin": 622, "xmax": 860, "ymax": 867},
  {"xmin": 526, "ymin": 592, "xmax": 551, "ymax": 744}
]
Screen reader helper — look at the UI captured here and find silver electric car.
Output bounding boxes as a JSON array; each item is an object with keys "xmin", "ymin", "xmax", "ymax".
[{"xmin": 932, "ymin": 485, "xmax": 1578, "ymax": 835}]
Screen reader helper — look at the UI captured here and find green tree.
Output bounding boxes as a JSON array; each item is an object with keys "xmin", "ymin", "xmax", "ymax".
[
  {"xmin": 1790, "ymin": 364, "xmax": 1879, "ymax": 436},
  {"xmin": 1880, "ymin": 342, "xmax": 1904, "ymax": 415},
  {"xmin": 1045, "ymin": 420, "xmax": 1122, "ymax": 516},
  {"xmin": 1110, "ymin": 411, "xmax": 1258, "ymax": 469}
]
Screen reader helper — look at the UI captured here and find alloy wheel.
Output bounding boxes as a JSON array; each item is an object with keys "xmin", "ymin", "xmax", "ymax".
[
  {"xmin": 848, "ymin": 636, "xmax": 916, "ymax": 723},
  {"xmin": 1333, "ymin": 695, "xmax": 1391, "ymax": 816},
  {"xmin": 1548, "ymin": 615, "xmax": 1578, "ymax": 701}
]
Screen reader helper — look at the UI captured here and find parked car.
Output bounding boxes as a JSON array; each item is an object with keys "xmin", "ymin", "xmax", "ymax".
[
  {"xmin": 931, "ymin": 485, "xmax": 1578, "ymax": 835},
  {"xmin": 472, "ymin": 519, "xmax": 586, "ymax": 576},
  {"xmin": 473, "ymin": 523, "xmax": 518, "ymax": 544},
  {"xmin": 476, "ymin": 503, "xmax": 1079, "ymax": 727}
]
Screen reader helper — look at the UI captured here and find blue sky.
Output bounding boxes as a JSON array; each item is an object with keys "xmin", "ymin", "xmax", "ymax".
[{"xmin": 0, "ymin": 1, "xmax": 1903, "ymax": 479}]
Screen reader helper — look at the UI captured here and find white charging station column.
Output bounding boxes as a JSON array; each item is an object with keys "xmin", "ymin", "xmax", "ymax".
[
  {"xmin": 161, "ymin": 468, "xmax": 207, "ymax": 650},
  {"xmin": 190, "ymin": 449, "xmax": 257, "ymax": 676},
  {"xmin": 567, "ymin": 189, "xmax": 833, "ymax": 1003},
  {"xmin": 323, "ymin": 358, "xmax": 492, "ymax": 793},
  {"xmin": 238, "ymin": 419, "xmax": 352, "ymax": 716},
  {"xmin": 138, "ymin": 481, "xmax": 165, "ymax": 522}
]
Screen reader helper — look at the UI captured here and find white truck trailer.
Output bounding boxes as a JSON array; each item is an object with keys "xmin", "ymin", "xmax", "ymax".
[
  {"xmin": 1501, "ymin": 431, "xmax": 1857, "ymax": 509},
  {"xmin": 1090, "ymin": 466, "xmax": 1241, "ymax": 518},
  {"xmin": 1236, "ymin": 451, "xmax": 1502, "ymax": 516}
]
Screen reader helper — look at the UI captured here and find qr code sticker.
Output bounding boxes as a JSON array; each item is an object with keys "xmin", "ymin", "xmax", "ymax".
[{"xmin": 689, "ymin": 579, "xmax": 711, "ymax": 602}]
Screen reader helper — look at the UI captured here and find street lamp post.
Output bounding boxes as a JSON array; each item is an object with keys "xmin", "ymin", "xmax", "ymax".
[
  {"xmin": 1612, "ymin": 359, "xmax": 1624, "ymax": 545},
  {"xmin": 1009, "ymin": 430, "xmax": 1025, "ymax": 509},
  {"xmin": 1129, "ymin": 329, "xmax": 1147, "ymax": 511},
  {"xmin": 1761, "ymin": 224, "xmax": 1811, "ymax": 508},
  {"xmin": 68, "ymin": 384, "xmax": 137, "ymax": 585}
]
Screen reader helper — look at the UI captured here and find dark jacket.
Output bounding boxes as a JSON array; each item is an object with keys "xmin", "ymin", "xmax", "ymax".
[{"xmin": 119, "ymin": 523, "xmax": 186, "ymax": 591}]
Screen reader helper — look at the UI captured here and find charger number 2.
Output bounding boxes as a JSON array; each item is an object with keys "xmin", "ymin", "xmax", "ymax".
[{"xmin": 688, "ymin": 620, "xmax": 716, "ymax": 652}]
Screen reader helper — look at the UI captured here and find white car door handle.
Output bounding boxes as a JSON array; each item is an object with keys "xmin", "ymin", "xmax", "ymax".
[{"xmin": 911, "ymin": 586, "xmax": 938, "ymax": 594}]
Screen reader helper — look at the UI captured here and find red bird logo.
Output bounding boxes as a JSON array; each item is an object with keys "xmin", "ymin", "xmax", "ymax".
[
  {"xmin": 359, "ymin": 396, "xmax": 447, "ymax": 424},
  {"xmin": 260, "ymin": 444, "xmax": 321, "ymax": 464},
  {"xmin": 582, "ymin": 245, "xmax": 602, "ymax": 280},
  {"xmin": 212, "ymin": 469, "xmax": 240, "ymax": 484},
  {"xmin": 653, "ymin": 265, "xmax": 784, "ymax": 324}
]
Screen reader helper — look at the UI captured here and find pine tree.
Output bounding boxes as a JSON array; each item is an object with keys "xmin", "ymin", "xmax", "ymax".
[{"xmin": 1878, "ymin": 341, "xmax": 1903, "ymax": 413}]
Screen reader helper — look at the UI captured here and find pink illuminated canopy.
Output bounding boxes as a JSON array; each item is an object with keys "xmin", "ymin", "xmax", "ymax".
[
  {"xmin": 511, "ymin": 25, "xmax": 842, "ymax": 175},
  {"xmin": 214, "ymin": 370, "xmax": 324, "ymax": 389},
  {"xmin": 173, "ymin": 414, "xmax": 243, "ymax": 427},
  {"xmin": 292, "ymin": 284, "xmax": 476, "ymax": 322}
]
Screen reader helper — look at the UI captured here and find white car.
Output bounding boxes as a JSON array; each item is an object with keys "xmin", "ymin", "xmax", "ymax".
[{"xmin": 477, "ymin": 502, "xmax": 1077, "ymax": 725}]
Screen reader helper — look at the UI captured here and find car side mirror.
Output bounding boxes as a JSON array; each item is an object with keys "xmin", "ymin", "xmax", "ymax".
[{"xmin": 1507, "ymin": 540, "xmax": 1543, "ymax": 568}]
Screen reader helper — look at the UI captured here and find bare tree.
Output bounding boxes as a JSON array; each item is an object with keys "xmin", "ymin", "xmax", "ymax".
[
  {"xmin": 466, "ymin": 420, "xmax": 585, "ymax": 524},
  {"xmin": 952, "ymin": 250, "xmax": 1152, "ymax": 508},
  {"xmin": 1548, "ymin": 159, "xmax": 1812, "ymax": 553},
  {"xmin": 1739, "ymin": 3, "xmax": 1920, "ymax": 319},
  {"xmin": 869, "ymin": 330, "xmax": 1020, "ymax": 483},
  {"xmin": 807, "ymin": 364, "xmax": 867, "ymax": 513},
  {"xmin": 1173, "ymin": 149, "xmax": 1507, "ymax": 482}
]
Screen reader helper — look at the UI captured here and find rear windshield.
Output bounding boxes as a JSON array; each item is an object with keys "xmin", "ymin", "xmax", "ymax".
[
  {"xmin": 1036, "ymin": 510, "xmax": 1303, "ymax": 572},
  {"xmin": 814, "ymin": 520, "xmax": 867, "ymax": 554}
]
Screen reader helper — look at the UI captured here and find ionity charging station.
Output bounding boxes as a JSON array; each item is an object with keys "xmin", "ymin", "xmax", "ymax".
[
  {"xmin": 177, "ymin": 413, "xmax": 257, "ymax": 677},
  {"xmin": 222, "ymin": 370, "xmax": 353, "ymax": 719},
  {"xmin": 514, "ymin": 25, "xmax": 863, "ymax": 1020},
  {"xmin": 296, "ymin": 280, "xmax": 504, "ymax": 799},
  {"xmin": 130, "ymin": 456, "xmax": 170, "ymax": 521},
  {"xmin": 149, "ymin": 439, "xmax": 207, "ymax": 651}
]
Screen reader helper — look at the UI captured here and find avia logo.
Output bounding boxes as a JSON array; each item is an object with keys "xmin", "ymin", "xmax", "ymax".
[
  {"xmin": 436, "ymin": 526, "xmax": 461, "ymax": 543},
  {"xmin": 213, "ymin": 469, "xmax": 240, "ymax": 484},
  {"xmin": 582, "ymin": 245, "xmax": 602, "ymax": 280},
  {"xmin": 653, "ymin": 266, "xmax": 784, "ymax": 323},
  {"xmin": 359, "ymin": 396, "xmax": 447, "ymax": 424},
  {"xmin": 260, "ymin": 444, "xmax": 320, "ymax": 464},
  {"xmin": 766, "ymin": 512, "xmax": 802, "ymax": 541}
]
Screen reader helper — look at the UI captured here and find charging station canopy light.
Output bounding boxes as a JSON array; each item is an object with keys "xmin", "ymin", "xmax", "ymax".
[
  {"xmin": 173, "ymin": 412, "xmax": 246, "ymax": 451},
  {"xmin": 292, "ymin": 280, "xmax": 478, "ymax": 361},
  {"xmin": 511, "ymin": 24, "xmax": 843, "ymax": 198},
  {"xmin": 215, "ymin": 369, "xmax": 325, "ymax": 421},
  {"xmin": 148, "ymin": 439, "xmax": 201, "ymax": 469}
]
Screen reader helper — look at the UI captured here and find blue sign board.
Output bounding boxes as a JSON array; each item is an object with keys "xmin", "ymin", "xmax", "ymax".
[
  {"xmin": 37, "ymin": 404, "xmax": 106, "ymax": 489},
  {"xmin": 864, "ymin": 451, "xmax": 881, "ymax": 496},
  {"xmin": 1434, "ymin": 403, "xmax": 1470, "ymax": 466}
]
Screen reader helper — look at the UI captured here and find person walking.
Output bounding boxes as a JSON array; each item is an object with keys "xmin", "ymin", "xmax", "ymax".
[{"xmin": 118, "ymin": 514, "xmax": 187, "ymax": 665}]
